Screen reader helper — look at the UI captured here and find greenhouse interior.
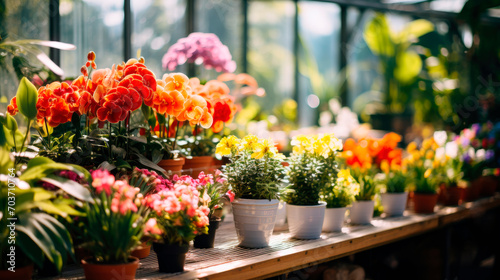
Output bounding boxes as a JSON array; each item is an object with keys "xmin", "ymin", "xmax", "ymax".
[{"xmin": 1, "ymin": 0, "xmax": 500, "ymax": 279}]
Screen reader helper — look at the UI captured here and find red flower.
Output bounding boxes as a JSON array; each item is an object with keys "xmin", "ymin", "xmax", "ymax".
[
  {"xmin": 97, "ymin": 101, "xmax": 124, "ymax": 123},
  {"xmin": 7, "ymin": 97, "xmax": 18, "ymax": 116}
]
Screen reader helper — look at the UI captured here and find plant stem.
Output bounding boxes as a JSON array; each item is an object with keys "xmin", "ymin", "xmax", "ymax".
[
  {"xmin": 173, "ymin": 120, "xmax": 180, "ymax": 150},
  {"xmin": 16, "ymin": 118, "xmax": 32, "ymax": 165},
  {"xmin": 109, "ymin": 122, "xmax": 112, "ymax": 158},
  {"xmin": 44, "ymin": 117, "xmax": 51, "ymax": 149}
]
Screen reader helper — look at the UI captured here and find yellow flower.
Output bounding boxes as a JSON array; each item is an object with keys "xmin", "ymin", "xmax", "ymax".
[
  {"xmin": 425, "ymin": 150, "xmax": 435, "ymax": 160},
  {"xmin": 215, "ymin": 135, "xmax": 240, "ymax": 156},
  {"xmin": 240, "ymin": 135, "xmax": 259, "ymax": 151},
  {"xmin": 407, "ymin": 142, "xmax": 417, "ymax": 153},
  {"xmin": 321, "ymin": 133, "xmax": 343, "ymax": 152},
  {"xmin": 337, "ymin": 169, "xmax": 351, "ymax": 182},
  {"xmin": 251, "ymin": 139, "xmax": 275, "ymax": 159},
  {"xmin": 380, "ymin": 160, "xmax": 390, "ymax": 174},
  {"xmin": 424, "ymin": 169, "xmax": 432, "ymax": 178}
]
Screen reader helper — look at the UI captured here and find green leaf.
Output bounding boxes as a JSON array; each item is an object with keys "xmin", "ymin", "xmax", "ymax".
[
  {"xmin": 0, "ymin": 113, "xmax": 18, "ymax": 131},
  {"xmin": 0, "ymin": 147, "xmax": 13, "ymax": 174},
  {"xmin": 393, "ymin": 19, "xmax": 434, "ymax": 44},
  {"xmin": 20, "ymin": 162, "xmax": 84, "ymax": 183},
  {"xmin": 363, "ymin": 13, "xmax": 394, "ymax": 56},
  {"xmin": 40, "ymin": 175, "xmax": 93, "ymax": 203},
  {"xmin": 16, "ymin": 77, "xmax": 38, "ymax": 120},
  {"xmin": 27, "ymin": 156, "xmax": 55, "ymax": 169},
  {"xmin": 2, "ymin": 126, "xmax": 24, "ymax": 150},
  {"xmin": 394, "ymin": 51, "xmax": 422, "ymax": 84}
]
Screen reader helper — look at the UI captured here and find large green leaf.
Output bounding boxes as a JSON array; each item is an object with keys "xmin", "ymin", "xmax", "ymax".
[
  {"xmin": 20, "ymin": 157, "xmax": 88, "ymax": 184},
  {"xmin": 16, "ymin": 212, "xmax": 72, "ymax": 272},
  {"xmin": 394, "ymin": 51, "xmax": 422, "ymax": 84},
  {"xmin": 364, "ymin": 13, "xmax": 394, "ymax": 56},
  {"xmin": 0, "ymin": 147, "xmax": 13, "ymax": 174},
  {"xmin": 40, "ymin": 175, "xmax": 92, "ymax": 203},
  {"xmin": 393, "ymin": 19, "xmax": 434, "ymax": 44},
  {"xmin": 15, "ymin": 77, "xmax": 38, "ymax": 120}
]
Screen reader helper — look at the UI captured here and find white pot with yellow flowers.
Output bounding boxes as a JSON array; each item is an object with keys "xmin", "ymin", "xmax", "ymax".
[
  {"xmin": 283, "ymin": 134, "xmax": 343, "ymax": 239},
  {"xmin": 321, "ymin": 169, "xmax": 358, "ymax": 232},
  {"xmin": 216, "ymin": 135, "xmax": 286, "ymax": 248},
  {"xmin": 379, "ymin": 160, "xmax": 408, "ymax": 217}
]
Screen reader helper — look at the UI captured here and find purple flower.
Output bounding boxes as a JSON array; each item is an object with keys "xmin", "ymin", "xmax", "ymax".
[
  {"xmin": 162, "ymin": 32, "xmax": 236, "ymax": 73},
  {"xmin": 462, "ymin": 153, "xmax": 472, "ymax": 164},
  {"xmin": 485, "ymin": 150, "xmax": 495, "ymax": 161},
  {"xmin": 471, "ymin": 123, "xmax": 481, "ymax": 135}
]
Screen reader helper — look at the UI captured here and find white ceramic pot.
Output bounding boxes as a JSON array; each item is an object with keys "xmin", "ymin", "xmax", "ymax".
[
  {"xmin": 322, "ymin": 207, "xmax": 347, "ymax": 232},
  {"xmin": 231, "ymin": 198, "xmax": 279, "ymax": 248},
  {"xmin": 287, "ymin": 202, "xmax": 326, "ymax": 239},
  {"xmin": 380, "ymin": 192, "xmax": 408, "ymax": 217},
  {"xmin": 349, "ymin": 200, "xmax": 375, "ymax": 225}
]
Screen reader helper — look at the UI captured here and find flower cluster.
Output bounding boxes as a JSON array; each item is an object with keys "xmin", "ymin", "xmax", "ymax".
[
  {"xmin": 284, "ymin": 133, "xmax": 342, "ymax": 205},
  {"xmin": 162, "ymin": 32, "xmax": 236, "ymax": 73},
  {"xmin": 342, "ymin": 132, "xmax": 402, "ymax": 171},
  {"xmin": 84, "ymin": 169, "xmax": 156, "ymax": 263},
  {"xmin": 191, "ymin": 170, "xmax": 234, "ymax": 219},
  {"xmin": 217, "ymin": 135, "xmax": 286, "ymax": 200},
  {"xmin": 143, "ymin": 175, "xmax": 209, "ymax": 245},
  {"xmin": 322, "ymin": 169, "xmax": 359, "ymax": 208},
  {"xmin": 124, "ymin": 167, "xmax": 174, "ymax": 195}
]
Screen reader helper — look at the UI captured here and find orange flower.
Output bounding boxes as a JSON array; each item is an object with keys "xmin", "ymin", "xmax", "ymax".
[
  {"xmin": 152, "ymin": 84, "xmax": 186, "ymax": 116},
  {"xmin": 177, "ymin": 95, "xmax": 213, "ymax": 128},
  {"xmin": 7, "ymin": 97, "xmax": 18, "ymax": 116},
  {"xmin": 163, "ymin": 73, "xmax": 191, "ymax": 98},
  {"xmin": 47, "ymin": 98, "xmax": 72, "ymax": 127},
  {"xmin": 97, "ymin": 100, "xmax": 124, "ymax": 123}
]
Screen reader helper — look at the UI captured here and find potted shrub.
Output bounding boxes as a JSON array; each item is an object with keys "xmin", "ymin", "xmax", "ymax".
[
  {"xmin": 216, "ymin": 135, "xmax": 285, "ymax": 248},
  {"xmin": 193, "ymin": 170, "xmax": 235, "ymax": 248},
  {"xmin": 80, "ymin": 169, "xmax": 156, "ymax": 280},
  {"xmin": 380, "ymin": 161, "xmax": 408, "ymax": 216},
  {"xmin": 143, "ymin": 175, "xmax": 209, "ymax": 272},
  {"xmin": 321, "ymin": 169, "xmax": 358, "ymax": 232},
  {"xmin": 350, "ymin": 169, "xmax": 377, "ymax": 224},
  {"xmin": 283, "ymin": 134, "xmax": 342, "ymax": 239}
]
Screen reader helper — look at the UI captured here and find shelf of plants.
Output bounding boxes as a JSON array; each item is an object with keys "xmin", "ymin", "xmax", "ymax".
[{"xmin": 2, "ymin": 33, "xmax": 499, "ymax": 280}]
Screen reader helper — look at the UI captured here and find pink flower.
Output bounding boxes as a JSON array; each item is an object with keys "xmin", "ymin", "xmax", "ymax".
[
  {"xmin": 199, "ymin": 205, "xmax": 210, "ymax": 216},
  {"xmin": 226, "ymin": 190, "xmax": 235, "ymax": 202},
  {"xmin": 144, "ymin": 218, "xmax": 162, "ymax": 235},
  {"xmin": 162, "ymin": 32, "xmax": 236, "ymax": 73},
  {"xmin": 194, "ymin": 214, "xmax": 209, "ymax": 228},
  {"xmin": 91, "ymin": 169, "xmax": 115, "ymax": 195}
]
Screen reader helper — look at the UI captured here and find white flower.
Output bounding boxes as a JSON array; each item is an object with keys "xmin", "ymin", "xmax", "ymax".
[
  {"xmin": 434, "ymin": 131, "xmax": 448, "ymax": 146},
  {"xmin": 445, "ymin": 141, "xmax": 458, "ymax": 159},
  {"xmin": 476, "ymin": 149, "xmax": 486, "ymax": 162}
]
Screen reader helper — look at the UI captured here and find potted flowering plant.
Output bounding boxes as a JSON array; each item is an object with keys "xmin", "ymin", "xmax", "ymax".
[
  {"xmin": 143, "ymin": 175, "xmax": 209, "ymax": 272},
  {"xmin": 321, "ymin": 169, "xmax": 358, "ymax": 232},
  {"xmin": 192, "ymin": 171, "xmax": 235, "ymax": 248},
  {"xmin": 283, "ymin": 133, "xmax": 342, "ymax": 239},
  {"xmin": 405, "ymin": 139, "xmax": 439, "ymax": 213},
  {"xmin": 349, "ymin": 169, "xmax": 378, "ymax": 224},
  {"xmin": 80, "ymin": 169, "xmax": 157, "ymax": 280},
  {"xmin": 380, "ymin": 160, "xmax": 408, "ymax": 216},
  {"xmin": 216, "ymin": 135, "xmax": 285, "ymax": 248}
]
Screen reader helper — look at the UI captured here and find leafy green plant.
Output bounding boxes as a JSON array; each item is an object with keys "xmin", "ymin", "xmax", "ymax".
[
  {"xmin": 412, "ymin": 165, "xmax": 438, "ymax": 194},
  {"xmin": 351, "ymin": 169, "xmax": 377, "ymax": 201},
  {"xmin": 216, "ymin": 135, "xmax": 285, "ymax": 200},
  {"xmin": 322, "ymin": 169, "xmax": 358, "ymax": 208},
  {"xmin": 283, "ymin": 134, "xmax": 342, "ymax": 205},
  {"xmin": 0, "ymin": 156, "xmax": 92, "ymax": 272},
  {"xmin": 384, "ymin": 170, "xmax": 408, "ymax": 193}
]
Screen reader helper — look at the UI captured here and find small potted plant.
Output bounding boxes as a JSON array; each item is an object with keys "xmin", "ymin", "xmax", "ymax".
[
  {"xmin": 193, "ymin": 171, "xmax": 235, "ymax": 248},
  {"xmin": 216, "ymin": 135, "xmax": 285, "ymax": 248},
  {"xmin": 80, "ymin": 169, "xmax": 156, "ymax": 280},
  {"xmin": 411, "ymin": 166, "xmax": 439, "ymax": 214},
  {"xmin": 349, "ymin": 169, "xmax": 377, "ymax": 224},
  {"xmin": 380, "ymin": 161, "xmax": 408, "ymax": 216},
  {"xmin": 283, "ymin": 134, "xmax": 342, "ymax": 239},
  {"xmin": 143, "ymin": 175, "xmax": 209, "ymax": 272},
  {"xmin": 321, "ymin": 169, "xmax": 358, "ymax": 232}
]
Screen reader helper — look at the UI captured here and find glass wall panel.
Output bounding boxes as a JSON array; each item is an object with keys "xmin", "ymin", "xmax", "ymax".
[
  {"xmin": 195, "ymin": 0, "xmax": 242, "ymax": 79},
  {"xmin": 131, "ymin": 0, "xmax": 186, "ymax": 77},
  {"xmin": 0, "ymin": 0, "xmax": 50, "ymax": 112},
  {"xmin": 297, "ymin": 1, "xmax": 340, "ymax": 127},
  {"xmin": 60, "ymin": 0, "xmax": 124, "ymax": 78},
  {"xmin": 248, "ymin": 1, "xmax": 295, "ymax": 113}
]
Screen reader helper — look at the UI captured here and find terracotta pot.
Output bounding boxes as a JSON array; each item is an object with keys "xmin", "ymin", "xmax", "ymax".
[
  {"xmin": 182, "ymin": 156, "xmax": 213, "ymax": 178},
  {"xmin": 480, "ymin": 176, "xmax": 497, "ymax": 197},
  {"xmin": 437, "ymin": 183, "xmax": 447, "ymax": 204},
  {"xmin": 413, "ymin": 193, "xmax": 438, "ymax": 214},
  {"xmin": 193, "ymin": 219, "xmax": 221, "ymax": 249},
  {"xmin": 158, "ymin": 158, "xmax": 185, "ymax": 177},
  {"xmin": 444, "ymin": 186, "xmax": 464, "ymax": 206},
  {"xmin": 0, "ymin": 264, "xmax": 33, "ymax": 280},
  {"xmin": 462, "ymin": 180, "xmax": 482, "ymax": 201},
  {"xmin": 131, "ymin": 242, "xmax": 151, "ymax": 259},
  {"xmin": 153, "ymin": 242, "xmax": 190, "ymax": 273},
  {"xmin": 81, "ymin": 257, "xmax": 139, "ymax": 280}
]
